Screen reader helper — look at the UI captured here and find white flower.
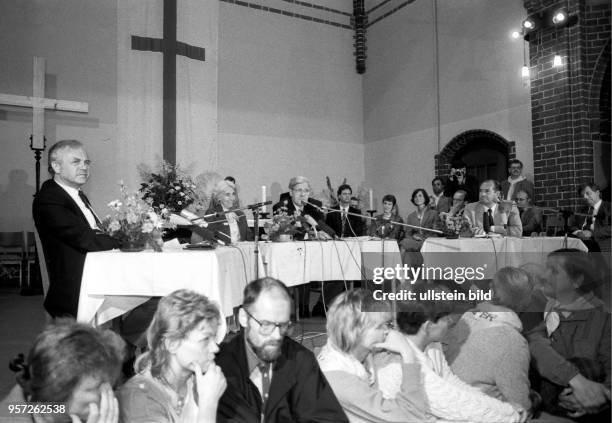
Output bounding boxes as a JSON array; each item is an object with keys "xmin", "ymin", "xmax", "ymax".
[
  {"xmin": 141, "ymin": 222, "xmax": 154, "ymax": 233},
  {"xmin": 177, "ymin": 201, "xmax": 182, "ymax": 205},
  {"xmin": 108, "ymin": 220, "xmax": 121, "ymax": 232},
  {"xmin": 126, "ymin": 211, "xmax": 139, "ymax": 224},
  {"xmin": 107, "ymin": 200, "xmax": 122, "ymax": 210}
]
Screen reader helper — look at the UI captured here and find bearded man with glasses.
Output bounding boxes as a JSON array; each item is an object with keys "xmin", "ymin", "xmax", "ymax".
[{"xmin": 215, "ymin": 277, "xmax": 348, "ymax": 423}]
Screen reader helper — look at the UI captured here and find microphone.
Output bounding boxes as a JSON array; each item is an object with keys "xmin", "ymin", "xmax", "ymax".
[
  {"xmin": 244, "ymin": 201, "xmax": 272, "ymax": 209},
  {"xmin": 180, "ymin": 209, "xmax": 209, "ymax": 227}
]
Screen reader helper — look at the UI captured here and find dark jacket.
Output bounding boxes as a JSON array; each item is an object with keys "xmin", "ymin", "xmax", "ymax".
[
  {"xmin": 216, "ymin": 331, "xmax": 348, "ymax": 423},
  {"xmin": 272, "ymin": 199, "xmax": 335, "ymax": 239},
  {"xmin": 191, "ymin": 203, "xmax": 252, "ymax": 244},
  {"xmin": 32, "ymin": 179, "xmax": 119, "ymax": 317},
  {"xmin": 325, "ymin": 205, "xmax": 364, "ymax": 237}
]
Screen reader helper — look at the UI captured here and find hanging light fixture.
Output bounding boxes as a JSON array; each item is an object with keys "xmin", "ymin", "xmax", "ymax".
[
  {"xmin": 553, "ymin": 54, "xmax": 563, "ymax": 67},
  {"xmin": 552, "ymin": 8, "xmax": 568, "ymax": 25}
]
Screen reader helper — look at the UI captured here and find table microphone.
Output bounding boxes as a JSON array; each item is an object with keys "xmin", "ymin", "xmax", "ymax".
[{"xmin": 180, "ymin": 209, "xmax": 209, "ymax": 227}]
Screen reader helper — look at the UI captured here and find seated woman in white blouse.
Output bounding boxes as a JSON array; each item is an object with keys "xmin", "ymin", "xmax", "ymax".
[
  {"xmin": 374, "ymin": 290, "xmax": 528, "ymax": 423},
  {"xmin": 191, "ymin": 180, "xmax": 252, "ymax": 244}
]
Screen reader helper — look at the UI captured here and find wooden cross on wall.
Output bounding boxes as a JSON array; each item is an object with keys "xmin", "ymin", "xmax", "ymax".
[
  {"xmin": 131, "ymin": 0, "xmax": 206, "ymax": 165},
  {"xmin": 0, "ymin": 57, "xmax": 89, "ymax": 192}
]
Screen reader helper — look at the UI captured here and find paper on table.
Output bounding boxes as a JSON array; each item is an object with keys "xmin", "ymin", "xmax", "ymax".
[
  {"xmin": 170, "ymin": 213, "xmax": 193, "ymax": 226},
  {"xmin": 163, "ymin": 238, "xmax": 183, "ymax": 249}
]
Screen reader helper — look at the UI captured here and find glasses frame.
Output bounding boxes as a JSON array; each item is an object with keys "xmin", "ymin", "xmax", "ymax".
[{"xmin": 243, "ymin": 308, "xmax": 293, "ymax": 335}]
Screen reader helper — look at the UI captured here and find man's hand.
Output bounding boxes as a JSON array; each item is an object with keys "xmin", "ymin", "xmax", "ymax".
[
  {"xmin": 575, "ymin": 229, "xmax": 593, "ymax": 240},
  {"xmin": 70, "ymin": 383, "xmax": 118, "ymax": 423},
  {"xmin": 568, "ymin": 373, "xmax": 611, "ymax": 413},
  {"xmin": 303, "ymin": 214, "xmax": 318, "ymax": 228},
  {"xmin": 373, "ymin": 330, "xmax": 415, "ymax": 363}
]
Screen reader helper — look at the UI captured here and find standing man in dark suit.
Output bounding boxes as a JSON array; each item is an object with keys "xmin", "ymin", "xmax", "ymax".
[
  {"xmin": 216, "ymin": 277, "xmax": 348, "ymax": 423},
  {"xmin": 33, "ymin": 140, "xmax": 119, "ymax": 318},
  {"xmin": 325, "ymin": 184, "xmax": 364, "ymax": 237}
]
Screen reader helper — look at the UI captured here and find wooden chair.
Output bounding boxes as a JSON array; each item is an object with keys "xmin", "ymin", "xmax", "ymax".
[
  {"xmin": 23, "ymin": 231, "xmax": 37, "ymax": 288},
  {"xmin": 544, "ymin": 214, "xmax": 564, "ymax": 236},
  {"xmin": 0, "ymin": 231, "xmax": 25, "ymax": 287}
]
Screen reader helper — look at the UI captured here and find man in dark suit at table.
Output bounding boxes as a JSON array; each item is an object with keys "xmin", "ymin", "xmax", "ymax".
[
  {"xmin": 216, "ymin": 277, "xmax": 348, "ymax": 423},
  {"xmin": 272, "ymin": 176, "xmax": 334, "ymax": 239},
  {"xmin": 571, "ymin": 182, "xmax": 611, "ymax": 252},
  {"xmin": 32, "ymin": 140, "xmax": 119, "ymax": 318},
  {"xmin": 463, "ymin": 179, "xmax": 523, "ymax": 237},
  {"xmin": 325, "ymin": 184, "xmax": 364, "ymax": 237}
]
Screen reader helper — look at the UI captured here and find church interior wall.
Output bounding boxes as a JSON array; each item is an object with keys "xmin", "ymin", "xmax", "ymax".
[
  {"xmin": 363, "ymin": 0, "xmax": 534, "ymax": 210},
  {"xmin": 216, "ymin": 0, "xmax": 365, "ymax": 204},
  {"xmin": 0, "ymin": 0, "xmax": 119, "ymax": 231}
]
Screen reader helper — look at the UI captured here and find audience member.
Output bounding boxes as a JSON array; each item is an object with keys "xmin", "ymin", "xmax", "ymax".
[
  {"xmin": 375, "ymin": 296, "xmax": 527, "ymax": 422},
  {"xmin": 326, "ymin": 184, "xmax": 364, "ymax": 237},
  {"xmin": 526, "ymin": 249, "xmax": 610, "ymax": 421},
  {"xmin": 32, "ymin": 140, "xmax": 119, "ymax": 318},
  {"xmin": 443, "ymin": 267, "xmax": 533, "ymax": 411},
  {"xmin": 191, "ymin": 179, "xmax": 252, "ymax": 245},
  {"xmin": 463, "ymin": 180, "xmax": 523, "ymax": 236},
  {"xmin": 368, "ymin": 194, "xmax": 404, "ymax": 241},
  {"xmin": 430, "ymin": 177, "xmax": 451, "ymax": 213},
  {"xmin": 317, "ymin": 289, "xmax": 433, "ymax": 422},
  {"xmin": 444, "ymin": 160, "xmax": 479, "ymax": 202},
  {"xmin": 516, "ymin": 189, "xmax": 543, "ymax": 236},
  {"xmin": 117, "ymin": 290, "xmax": 226, "ymax": 422},
  {"xmin": 400, "ymin": 189, "xmax": 440, "ymax": 267},
  {"xmin": 215, "ymin": 277, "xmax": 347, "ymax": 422},
  {"xmin": 502, "ymin": 159, "xmax": 534, "ymax": 202},
  {"xmin": 0, "ymin": 319, "xmax": 126, "ymax": 423},
  {"xmin": 272, "ymin": 176, "xmax": 334, "ymax": 240},
  {"xmin": 571, "ymin": 182, "xmax": 611, "ymax": 252}
]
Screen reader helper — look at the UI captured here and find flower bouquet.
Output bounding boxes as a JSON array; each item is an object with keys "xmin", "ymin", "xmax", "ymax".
[
  {"xmin": 443, "ymin": 213, "xmax": 471, "ymax": 239},
  {"xmin": 264, "ymin": 205, "xmax": 301, "ymax": 241},
  {"xmin": 139, "ymin": 161, "xmax": 197, "ymax": 214},
  {"xmin": 101, "ymin": 182, "xmax": 172, "ymax": 252}
]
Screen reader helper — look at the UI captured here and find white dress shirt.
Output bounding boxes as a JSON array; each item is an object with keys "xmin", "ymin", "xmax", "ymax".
[{"xmin": 54, "ymin": 179, "xmax": 99, "ymax": 229}]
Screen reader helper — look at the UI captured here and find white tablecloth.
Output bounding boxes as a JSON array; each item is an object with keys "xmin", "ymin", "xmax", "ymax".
[
  {"xmin": 421, "ymin": 236, "xmax": 587, "ymax": 278},
  {"xmin": 77, "ymin": 238, "xmax": 400, "ymax": 326}
]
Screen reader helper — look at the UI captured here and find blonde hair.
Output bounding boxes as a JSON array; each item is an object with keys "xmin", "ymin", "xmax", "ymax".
[
  {"xmin": 288, "ymin": 176, "xmax": 311, "ymax": 191},
  {"xmin": 326, "ymin": 289, "xmax": 391, "ymax": 354},
  {"xmin": 136, "ymin": 289, "xmax": 220, "ymax": 376},
  {"xmin": 212, "ymin": 180, "xmax": 236, "ymax": 202}
]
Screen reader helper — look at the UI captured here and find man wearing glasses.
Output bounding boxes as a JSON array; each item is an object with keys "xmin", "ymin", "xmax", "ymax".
[
  {"xmin": 515, "ymin": 190, "xmax": 542, "ymax": 236},
  {"xmin": 501, "ymin": 159, "xmax": 534, "ymax": 202},
  {"xmin": 215, "ymin": 277, "xmax": 348, "ymax": 422}
]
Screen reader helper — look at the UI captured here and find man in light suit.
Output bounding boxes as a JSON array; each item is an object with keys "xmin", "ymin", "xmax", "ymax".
[
  {"xmin": 33, "ymin": 140, "xmax": 119, "ymax": 318},
  {"xmin": 463, "ymin": 180, "xmax": 522, "ymax": 237}
]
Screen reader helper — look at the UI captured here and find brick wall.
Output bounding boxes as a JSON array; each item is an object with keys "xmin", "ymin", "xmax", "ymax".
[{"xmin": 524, "ymin": 0, "xmax": 610, "ymax": 209}]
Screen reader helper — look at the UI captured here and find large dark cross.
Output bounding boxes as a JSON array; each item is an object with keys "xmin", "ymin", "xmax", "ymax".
[{"xmin": 131, "ymin": 0, "xmax": 206, "ymax": 165}]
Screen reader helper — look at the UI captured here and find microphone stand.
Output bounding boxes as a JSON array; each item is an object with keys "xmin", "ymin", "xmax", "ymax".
[
  {"xmin": 216, "ymin": 201, "xmax": 272, "ymax": 277},
  {"xmin": 308, "ymin": 202, "xmax": 443, "ymax": 235}
]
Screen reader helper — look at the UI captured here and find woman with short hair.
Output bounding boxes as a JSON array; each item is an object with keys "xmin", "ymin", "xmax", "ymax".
[
  {"xmin": 317, "ymin": 289, "xmax": 433, "ymax": 422},
  {"xmin": 368, "ymin": 194, "xmax": 404, "ymax": 241},
  {"xmin": 117, "ymin": 289, "xmax": 227, "ymax": 423},
  {"xmin": 0, "ymin": 319, "xmax": 126, "ymax": 423}
]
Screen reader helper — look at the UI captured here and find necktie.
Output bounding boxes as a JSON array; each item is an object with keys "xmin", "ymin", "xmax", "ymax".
[
  {"xmin": 582, "ymin": 207, "xmax": 594, "ymax": 230},
  {"xmin": 545, "ymin": 311, "xmax": 561, "ymax": 336},
  {"xmin": 483, "ymin": 209, "xmax": 493, "ymax": 233},
  {"xmin": 259, "ymin": 363, "xmax": 271, "ymax": 413},
  {"xmin": 341, "ymin": 208, "xmax": 347, "ymax": 236},
  {"xmin": 78, "ymin": 191, "xmax": 102, "ymax": 227}
]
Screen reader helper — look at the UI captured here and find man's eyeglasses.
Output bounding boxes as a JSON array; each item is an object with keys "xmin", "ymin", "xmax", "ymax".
[
  {"xmin": 292, "ymin": 189, "xmax": 310, "ymax": 194},
  {"xmin": 244, "ymin": 308, "xmax": 293, "ymax": 335}
]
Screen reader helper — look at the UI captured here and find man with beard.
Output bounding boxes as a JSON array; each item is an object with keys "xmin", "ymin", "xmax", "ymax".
[{"xmin": 215, "ymin": 277, "xmax": 348, "ymax": 422}]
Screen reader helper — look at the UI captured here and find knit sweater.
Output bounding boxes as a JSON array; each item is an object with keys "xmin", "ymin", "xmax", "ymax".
[
  {"xmin": 443, "ymin": 303, "xmax": 531, "ymax": 410},
  {"xmin": 375, "ymin": 341, "xmax": 522, "ymax": 422},
  {"xmin": 317, "ymin": 343, "xmax": 434, "ymax": 423}
]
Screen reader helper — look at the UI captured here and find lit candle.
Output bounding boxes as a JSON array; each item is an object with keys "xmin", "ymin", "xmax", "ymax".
[
  {"xmin": 369, "ymin": 189, "xmax": 374, "ymax": 211},
  {"xmin": 261, "ymin": 185, "xmax": 267, "ymax": 213}
]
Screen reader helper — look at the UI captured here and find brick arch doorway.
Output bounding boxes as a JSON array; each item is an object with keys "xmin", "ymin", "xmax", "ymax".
[{"xmin": 435, "ymin": 130, "xmax": 516, "ymax": 184}]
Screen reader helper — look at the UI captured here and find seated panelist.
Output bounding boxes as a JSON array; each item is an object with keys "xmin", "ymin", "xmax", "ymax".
[
  {"xmin": 463, "ymin": 180, "xmax": 522, "ymax": 237},
  {"xmin": 191, "ymin": 180, "xmax": 252, "ymax": 244}
]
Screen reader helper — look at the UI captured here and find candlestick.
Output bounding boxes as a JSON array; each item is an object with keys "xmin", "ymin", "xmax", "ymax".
[{"xmin": 261, "ymin": 185, "xmax": 267, "ymax": 213}]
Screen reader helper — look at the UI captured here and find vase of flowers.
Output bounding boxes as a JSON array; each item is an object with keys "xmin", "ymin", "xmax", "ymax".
[
  {"xmin": 139, "ymin": 161, "xmax": 197, "ymax": 214},
  {"xmin": 444, "ymin": 214, "xmax": 470, "ymax": 239},
  {"xmin": 101, "ymin": 182, "xmax": 171, "ymax": 252},
  {"xmin": 264, "ymin": 205, "xmax": 301, "ymax": 242}
]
